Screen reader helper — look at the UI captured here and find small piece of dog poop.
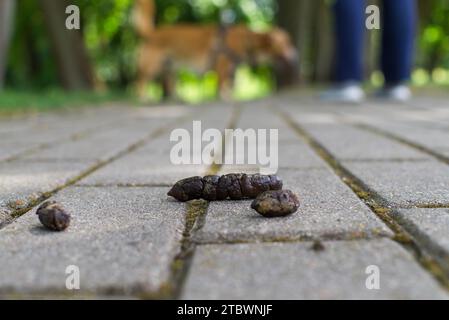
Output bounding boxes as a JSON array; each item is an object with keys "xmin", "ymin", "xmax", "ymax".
[
  {"xmin": 310, "ymin": 240, "xmax": 325, "ymax": 252},
  {"xmin": 251, "ymin": 190, "xmax": 300, "ymax": 217},
  {"xmin": 36, "ymin": 200, "xmax": 71, "ymax": 231}
]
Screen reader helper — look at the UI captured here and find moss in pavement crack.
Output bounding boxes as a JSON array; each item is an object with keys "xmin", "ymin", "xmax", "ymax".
[
  {"xmin": 276, "ymin": 107, "xmax": 449, "ymax": 292},
  {"xmin": 166, "ymin": 199, "xmax": 209, "ymax": 299}
]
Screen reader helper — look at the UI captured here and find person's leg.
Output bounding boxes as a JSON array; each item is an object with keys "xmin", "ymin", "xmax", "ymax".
[
  {"xmin": 320, "ymin": 0, "xmax": 366, "ymax": 103},
  {"xmin": 334, "ymin": 0, "xmax": 366, "ymax": 83},
  {"xmin": 381, "ymin": 0, "xmax": 416, "ymax": 85}
]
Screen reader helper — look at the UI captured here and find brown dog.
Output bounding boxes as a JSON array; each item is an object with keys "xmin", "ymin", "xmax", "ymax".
[{"xmin": 134, "ymin": 0, "xmax": 298, "ymax": 99}]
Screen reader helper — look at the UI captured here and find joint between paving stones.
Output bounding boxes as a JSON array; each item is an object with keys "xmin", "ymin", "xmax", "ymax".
[
  {"xmin": 354, "ymin": 123, "xmax": 449, "ymax": 167},
  {"xmin": 0, "ymin": 111, "xmax": 200, "ymax": 231},
  {"xmin": 165, "ymin": 104, "xmax": 242, "ymax": 299},
  {"xmin": 277, "ymin": 108, "xmax": 449, "ymax": 292},
  {"xmin": 73, "ymin": 183, "xmax": 173, "ymax": 188},
  {"xmin": 1, "ymin": 116, "xmax": 134, "ymax": 164},
  {"xmin": 164, "ymin": 199, "xmax": 209, "ymax": 299},
  {"xmin": 342, "ymin": 158, "xmax": 429, "ymax": 163},
  {"xmin": 192, "ymin": 232, "xmax": 385, "ymax": 246},
  {"xmin": 413, "ymin": 203, "xmax": 449, "ymax": 209}
]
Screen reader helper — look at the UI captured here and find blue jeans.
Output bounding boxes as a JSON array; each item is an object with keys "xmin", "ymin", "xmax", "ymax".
[{"xmin": 334, "ymin": 0, "xmax": 416, "ymax": 84}]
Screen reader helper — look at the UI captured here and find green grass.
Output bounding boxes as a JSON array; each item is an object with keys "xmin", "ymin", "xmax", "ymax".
[
  {"xmin": 144, "ymin": 64, "xmax": 275, "ymax": 104},
  {"xmin": 0, "ymin": 90, "xmax": 132, "ymax": 116},
  {"xmin": 1, "ymin": 65, "xmax": 275, "ymax": 116}
]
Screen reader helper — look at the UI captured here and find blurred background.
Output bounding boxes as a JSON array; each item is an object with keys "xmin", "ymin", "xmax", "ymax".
[{"xmin": 0, "ymin": 0, "xmax": 449, "ymax": 113}]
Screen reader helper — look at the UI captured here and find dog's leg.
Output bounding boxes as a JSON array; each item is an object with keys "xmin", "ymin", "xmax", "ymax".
[
  {"xmin": 215, "ymin": 54, "xmax": 235, "ymax": 101},
  {"xmin": 160, "ymin": 59, "xmax": 176, "ymax": 100},
  {"xmin": 136, "ymin": 45, "xmax": 165, "ymax": 100}
]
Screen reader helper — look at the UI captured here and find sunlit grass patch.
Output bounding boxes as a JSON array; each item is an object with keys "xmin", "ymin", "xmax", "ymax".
[
  {"xmin": 233, "ymin": 65, "xmax": 274, "ymax": 101},
  {"xmin": 144, "ymin": 64, "xmax": 274, "ymax": 104},
  {"xmin": 176, "ymin": 70, "xmax": 218, "ymax": 104},
  {"xmin": 0, "ymin": 90, "xmax": 129, "ymax": 116},
  {"xmin": 432, "ymin": 68, "xmax": 449, "ymax": 85},
  {"xmin": 412, "ymin": 68, "xmax": 431, "ymax": 86}
]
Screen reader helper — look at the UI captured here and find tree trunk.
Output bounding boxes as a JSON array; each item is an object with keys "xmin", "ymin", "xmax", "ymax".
[
  {"xmin": 277, "ymin": 0, "xmax": 301, "ymax": 47},
  {"xmin": 314, "ymin": 0, "xmax": 334, "ymax": 83},
  {"xmin": 38, "ymin": 0, "xmax": 94, "ymax": 90},
  {"xmin": 0, "ymin": 0, "xmax": 16, "ymax": 89},
  {"xmin": 364, "ymin": 0, "xmax": 381, "ymax": 79},
  {"xmin": 277, "ymin": 0, "xmax": 313, "ymax": 82}
]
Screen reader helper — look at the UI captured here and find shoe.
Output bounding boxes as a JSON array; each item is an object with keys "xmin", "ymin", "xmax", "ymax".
[
  {"xmin": 376, "ymin": 84, "xmax": 412, "ymax": 102},
  {"xmin": 320, "ymin": 82, "xmax": 366, "ymax": 103}
]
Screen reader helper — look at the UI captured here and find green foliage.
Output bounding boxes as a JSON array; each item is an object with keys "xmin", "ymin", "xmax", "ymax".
[
  {"xmin": 5, "ymin": 0, "xmax": 449, "ymax": 106},
  {"xmin": 417, "ymin": 0, "xmax": 449, "ymax": 70},
  {"xmin": 4, "ymin": 0, "xmax": 276, "ymax": 102},
  {"xmin": 76, "ymin": 0, "xmax": 138, "ymax": 87},
  {"xmin": 0, "ymin": 90, "xmax": 130, "ymax": 116},
  {"xmin": 175, "ymin": 70, "xmax": 218, "ymax": 104},
  {"xmin": 144, "ymin": 65, "xmax": 274, "ymax": 103},
  {"xmin": 155, "ymin": 0, "xmax": 275, "ymax": 30},
  {"xmin": 6, "ymin": 0, "xmax": 59, "ymax": 89},
  {"xmin": 233, "ymin": 64, "xmax": 274, "ymax": 100}
]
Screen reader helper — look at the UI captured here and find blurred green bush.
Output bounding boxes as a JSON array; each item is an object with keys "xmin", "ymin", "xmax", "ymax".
[{"xmin": 3, "ymin": 0, "xmax": 449, "ymax": 105}]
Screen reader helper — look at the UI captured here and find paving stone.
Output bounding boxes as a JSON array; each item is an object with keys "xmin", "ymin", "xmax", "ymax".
[
  {"xmin": 20, "ymin": 119, "xmax": 171, "ymax": 162},
  {"xmin": 182, "ymin": 239, "xmax": 447, "ymax": 299},
  {"xmin": 236, "ymin": 105, "xmax": 299, "ymax": 142},
  {"xmin": 77, "ymin": 137, "xmax": 208, "ymax": 186},
  {"xmin": 342, "ymin": 160, "xmax": 449, "ymax": 207},
  {"xmin": 5, "ymin": 116, "xmax": 114, "ymax": 145},
  {"xmin": 362, "ymin": 121, "xmax": 449, "ymax": 151},
  {"xmin": 78, "ymin": 110, "xmax": 231, "ymax": 186},
  {"xmin": 0, "ymin": 187, "xmax": 185, "ymax": 295},
  {"xmin": 0, "ymin": 161, "xmax": 90, "ymax": 222},
  {"xmin": 0, "ymin": 113, "xmax": 128, "ymax": 162},
  {"xmin": 0, "ymin": 142, "xmax": 39, "ymax": 161},
  {"xmin": 216, "ymin": 140, "xmax": 326, "ymax": 173},
  {"xmin": 277, "ymin": 141, "xmax": 327, "ymax": 169},
  {"xmin": 394, "ymin": 208, "xmax": 449, "ymax": 263},
  {"xmin": 0, "ymin": 121, "xmax": 31, "ymax": 136},
  {"xmin": 193, "ymin": 168, "xmax": 391, "ymax": 243},
  {"xmin": 301, "ymin": 124, "xmax": 430, "ymax": 160},
  {"xmin": 214, "ymin": 105, "xmax": 326, "ymax": 170}
]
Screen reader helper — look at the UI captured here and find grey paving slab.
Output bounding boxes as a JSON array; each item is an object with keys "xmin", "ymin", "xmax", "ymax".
[
  {"xmin": 78, "ymin": 110, "xmax": 231, "ymax": 186},
  {"xmin": 182, "ymin": 239, "xmax": 447, "ymax": 299},
  {"xmin": 231, "ymin": 106, "xmax": 326, "ymax": 169},
  {"xmin": 20, "ymin": 119, "xmax": 171, "ymax": 162},
  {"xmin": 236, "ymin": 105, "xmax": 299, "ymax": 142},
  {"xmin": 277, "ymin": 141, "xmax": 327, "ymax": 168},
  {"xmin": 217, "ymin": 140, "xmax": 326, "ymax": 172},
  {"xmin": 5, "ymin": 116, "xmax": 114, "ymax": 145},
  {"xmin": 360, "ymin": 121, "xmax": 449, "ymax": 151},
  {"xmin": 0, "ymin": 115, "xmax": 126, "ymax": 162},
  {"xmin": 193, "ymin": 168, "xmax": 391, "ymax": 243},
  {"xmin": 0, "ymin": 161, "xmax": 89, "ymax": 221},
  {"xmin": 394, "ymin": 208, "xmax": 449, "ymax": 263},
  {"xmin": 0, "ymin": 121, "xmax": 31, "ymax": 136},
  {"xmin": 0, "ymin": 141, "xmax": 39, "ymax": 161},
  {"xmin": 342, "ymin": 160, "xmax": 449, "ymax": 207},
  {"xmin": 0, "ymin": 187, "xmax": 185, "ymax": 295},
  {"xmin": 437, "ymin": 149, "xmax": 449, "ymax": 158},
  {"xmin": 301, "ymin": 124, "xmax": 430, "ymax": 161}
]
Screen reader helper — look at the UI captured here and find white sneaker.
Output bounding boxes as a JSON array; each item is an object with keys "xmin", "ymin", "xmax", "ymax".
[
  {"xmin": 376, "ymin": 84, "xmax": 412, "ymax": 102},
  {"xmin": 320, "ymin": 82, "xmax": 366, "ymax": 103}
]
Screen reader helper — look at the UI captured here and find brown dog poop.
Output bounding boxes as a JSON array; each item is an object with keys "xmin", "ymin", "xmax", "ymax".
[
  {"xmin": 167, "ymin": 174, "xmax": 282, "ymax": 202},
  {"xmin": 36, "ymin": 200, "xmax": 71, "ymax": 231},
  {"xmin": 251, "ymin": 189, "xmax": 300, "ymax": 217}
]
